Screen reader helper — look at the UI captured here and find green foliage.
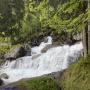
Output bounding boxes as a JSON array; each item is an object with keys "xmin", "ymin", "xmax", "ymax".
[
  {"xmin": 21, "ymin": 0, "xmax": 40, "ymax": 42},
  {"xmin": 49, "ymin": 0, "xmax": 87, "ymax": 34},
  {"xmin": 20, "ymin": 0, "xmax": 55, "ymax": 42},
  {"xmin": 60, "ymin": 55, "xmax": 90, "ymax": 90},
  {"xmin": 20, "ymin": 0, "xmax": 88, "ymax": 43},
  {"xmin": 0, "ymin": 0, "xmax": 25, "ymax": 44},
  {"xmin": 0, "ymin": 37, "xmax": 10, "ymax": 43},
  {"xmin": 0, "ymin": 0, "xmax": 88, "ymax": 44}
]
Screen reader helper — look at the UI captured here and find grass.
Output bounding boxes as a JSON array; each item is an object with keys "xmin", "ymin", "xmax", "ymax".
[
  {"xmin": 60, "ymin": 55, "xmax": 90, "ymax": 90},
  {"xmin": 1, "ymin": 77, "xmax": 61, "ymax": 90},
  {"xmin": 25, "ymin": 77, "xmax": 60, "ymax": 90}
]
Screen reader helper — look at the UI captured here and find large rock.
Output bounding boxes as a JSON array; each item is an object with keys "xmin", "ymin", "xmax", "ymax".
[
  {"xmin": 0, "ymin": 73, "xmax": 9, "ymax": 86},
  {"xmin": 0, "ymin": 79, "xmax": 3, "ymax": 86},
  {"xmin": 4, "ymin": 46, "xmax": 26, "ymax": 60},
  {"xmin": 32, "ymin": 54, "xmax": 41, "ymax": 60},
  {"xmin": 41, "ymin": 44, "xmax": 57, "ymax": 53},
  {"xmin": 24, "ymin": 43, "xmax": 31, "ymax": 56},
  {"xmin": 0, "ymin": 73, "xmax": 9, "ymax": 79},
  {"xmin": 73, "ymin": 33, "xmax": 82, "ymax": 41}
]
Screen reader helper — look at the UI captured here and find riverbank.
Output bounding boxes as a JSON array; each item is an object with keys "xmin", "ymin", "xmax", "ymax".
[{"xmin": 0, "ymin": 55, "xmax": 90, "ymax": 90}]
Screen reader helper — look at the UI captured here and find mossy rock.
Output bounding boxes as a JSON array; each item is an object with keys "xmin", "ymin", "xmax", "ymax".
[
  {"xmin": 4, "ymin": 44, "xmax": 26, "ymax": 60},
  {"xmin": 0, "ymin": 44, "xmax": 23, "ymax": 59},
  {"xmin": 0, "ymin": 59, "xmax": 5, "ymax": 66}
]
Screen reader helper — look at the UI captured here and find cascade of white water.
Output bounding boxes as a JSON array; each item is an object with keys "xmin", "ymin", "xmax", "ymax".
[
  {"xmin": 0, "ymin": 36, "xmax": 83, "ymax": 84},
  {"xmin": 31, "ymin": 36, "xmax": 52, "ymax": 55}
]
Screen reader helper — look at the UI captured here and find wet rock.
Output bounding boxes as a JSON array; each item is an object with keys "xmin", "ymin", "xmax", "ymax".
[
  {"xmin": 0, "ymin": 79, "xmax": 3, "ymax": 86},
  {"xmin": 41, "ymin": 44, "xmax": 57, "ymax": 53},
  {"xmin": 48, "ymin": 70, "xmax": 66, "ymax": 81},
  {"xmin": 4, "ymin": 46, "xmax": 26, "ymax": 60},
  {"xmin": 32, "ymin": 54, "xmax": 41, "ymax": 60},
  {"xmin": 73, "ymin": 33, "xmax": 82, "ymax": 41},
  {"xmin": 24, "ymin": 43, "xmax": 31, "ymax": 56},
  {"xmin": 44, "ymin": 37, "xmax": 48, "ymax": 43},
  {"xmin": 0, "ymin": 73, "xmax": 9, "ymax": 79}
]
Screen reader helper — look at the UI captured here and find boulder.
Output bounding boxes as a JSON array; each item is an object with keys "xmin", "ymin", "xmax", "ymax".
[
  {"xmin": 24, "ymin": 43, "xmax": 31, "ymax": 56},
  {"xmin": 73, "ymin": 33, "xmax": 82, "ymax": 41},
  {"xmin": 41, "ymin": 44, "xmax": 57, "ymax": 53},
  {"xmin": 44, "ymin": 37, "xmax": 48, "ymax": 43},
  {"xmin": 32, "ymin": 54, "xmax": 41, "ymax": 60},
  {"xmin": 4, "ymin": 46, "xmax": 26, "ymax": 60},
  {"xmin": 0, "ymin": 79, "xmax": 3, "ymax": 86},
  {"xmin": 0, "ymin": 73, "xmax": 9, "ymax": 79},
  {"xmin": 47, "ymin": 70, "xmax": 66, "ymax": 82}
]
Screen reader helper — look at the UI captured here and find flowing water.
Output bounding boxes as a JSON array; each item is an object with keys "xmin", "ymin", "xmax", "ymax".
[{"xmin": 0, "ymin": 36, "xmax": 83, "ymax": 84}]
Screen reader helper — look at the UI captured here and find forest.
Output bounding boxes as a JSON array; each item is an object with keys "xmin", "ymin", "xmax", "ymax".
[{"xmin": 0, "ymin": 0, "xmax": 88, "ymax": 44}]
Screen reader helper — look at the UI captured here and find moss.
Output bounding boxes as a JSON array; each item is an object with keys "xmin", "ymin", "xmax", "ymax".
[{"xmin": 60, "ymin": 55, "xmax": 90, "ymax": 90}]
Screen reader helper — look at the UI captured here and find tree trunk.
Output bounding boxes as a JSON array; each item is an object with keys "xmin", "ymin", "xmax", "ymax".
[
  {"xmin": 88, "ymin": 0, "xmax": 90, "ymax": 54},
  {"xmin": 82, "ymin": 27, "xmax": 88, "ymax": 57}
]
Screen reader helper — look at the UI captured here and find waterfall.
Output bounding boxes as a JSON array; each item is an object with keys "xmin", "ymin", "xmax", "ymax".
[{"xmin": 0, "ymin": 36, "xmax": 83, "ymax": 84}]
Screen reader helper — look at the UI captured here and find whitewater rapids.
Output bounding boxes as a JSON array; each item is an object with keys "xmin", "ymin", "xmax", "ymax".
[{"xmin": 0, "ymin": 36, "xmax": 83, "ymax": 84}]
